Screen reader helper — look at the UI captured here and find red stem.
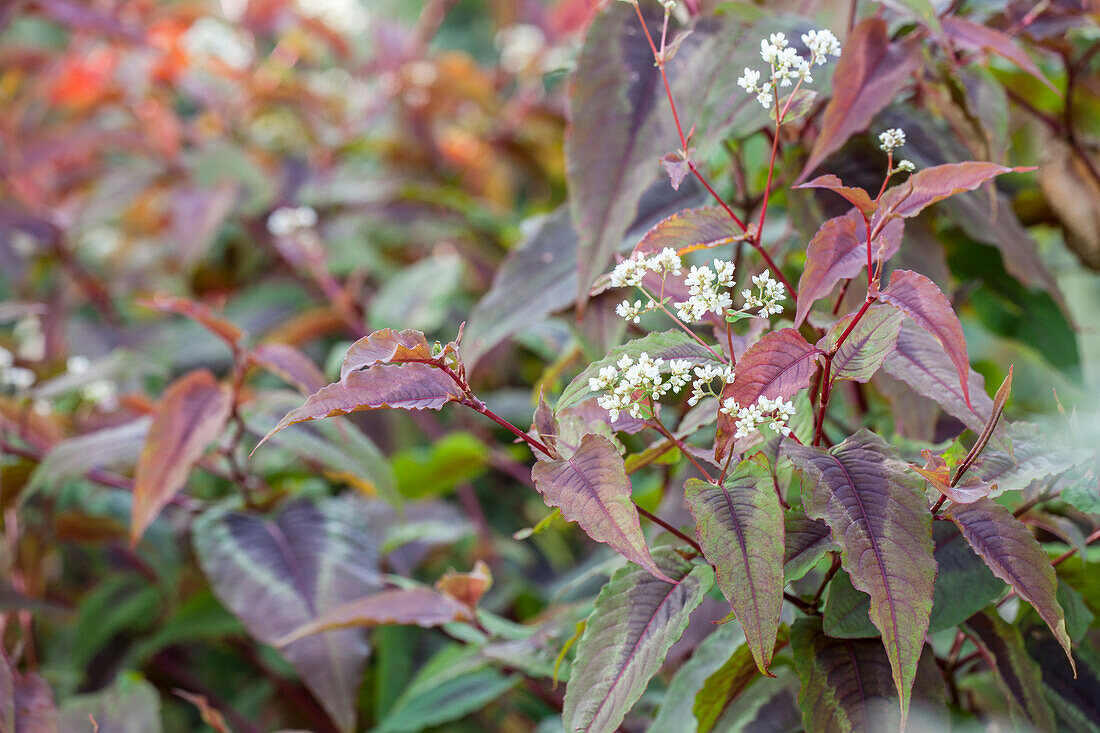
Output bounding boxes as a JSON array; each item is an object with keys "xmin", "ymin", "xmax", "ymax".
[{"xmin": 812, "ymin": 296, "xmax": 875, "ymax": 446}]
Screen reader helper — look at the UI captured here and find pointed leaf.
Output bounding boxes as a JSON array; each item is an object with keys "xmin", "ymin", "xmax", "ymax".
[
  {"xmin": 883, "ymin": 320, "xmax": 994, "ymax": 432},
  {"xmin": 784, "ymin": 430, "xmax": 936, "ymax": 724},
  {"xmin": 795, "ymin": 208, "xmax": 904, "ymax": 327},
  {"xmin": 131, "ymin": 370, "xmax": 231, "ymax": 544},
  {"xmin": 558, "ymin": 331, "xmax": 721, "ymax": 412},
  {"xmin": 965, "ymin": 610, "xmax": 1057, "ymax": 732},
  {"xmin": 631, "ymin": 207, "xmax": 747, "ymax": 257},
  {"xmin": 435, "ymin": 560, "xmax": 492, "ymax": 608},
  {"xmin": 943, "ymin": 498, "xmax": 1074, "ymax": 671},
  {"xmin": 276, "ymin": 588, "xmax": 474, "ymax": 646},
  {"xmin": 818, "ymin": 305, "xmax": 904, "ymax": 384},
  {"xmin": 941, "ymin": 17, "xmax": 1059, "ymax": 93},
  {"xmin": 532, "ymin": 433, "xmax": 669, "ymax": 582},
  {"xmin": 877, "ymin": 269, "xmax": 973, "ymax": 408},
  {"xmin": 685, "ymin": 461, "xmax": 784, "ymax": 673},
  {"xmin": 58, "ymin": 674, "xmax": 162, "ymax": 733},
  {"xmin": 646, "ymin": 622, "xmax": 745, "ymax": 733},
  {"xmin": 252, "ymin": 343, "xmax": 327, "ymax": 395},
  {"xmin": 340, "ymin": 329, "xmax": 433, "ymax": 380},
  {"xmin": 139, "ymin": 294, "xmax": 243, "ymax": 348},
  {"xmin": 875, "ymin": 161, "xmax": 1030, "ymax": 222},
  {"xmin": 27, "ymin": 417, "xmax": 150, "ymax": 495},
  {"xmin": 798, "ymin": 18, "xmax": 920, "ymax": 179},
  {"xmin": 563, "ymin": 549, "xmax": 712, "ymax": 733},
  {"xmin": 793, "ymin": 175, "xmax": 876, "ymax": 215},
  {"xmin": 569, "ymin": 1, "xmax": 669, "ymax": 306},
  {"xmin": 259, "ymin": 364, "xmax": 464, "ymax": 447},
  {"xmin": 911, "ymin": 451, "xmax": 996, "ymax": 504},
  {"xmin": 717, "ymin": 329, "xmax": 821, "ymax": 458},
  {"xmin": 783, "ymin": 511, "xmax": 837, "ymax": 584},
  {"xmin": 193, "ymin": 496, "xmax": 382, "ymax": 732},
  {"xmin": 692, "ymin": 626, "xmax": 790, "ymax": 733},
  {"xmin": 791, "ymin": 618, "xmax": 946, "ymax": 733}
]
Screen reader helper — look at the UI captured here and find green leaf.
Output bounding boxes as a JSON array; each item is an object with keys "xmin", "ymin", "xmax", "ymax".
[
  {"xmin": 193, "ymin": 496, "xmax": 383, "ymax": 732},
  {"xmin": 58, "ymin": 673, "xmax": 162, "ymax": 733},
  {"xmin": 692, "ymin": 626, "xmax": 789, "ymax": 733},
  {"xmin": 369, "ymin": 252, "xmax": 463, "ymax": 333},
  {"xmin": 791, "ymin": 618, "xmax": 946, "ymax": 733},
  {"xmin": 557, "ymin": 330, "xmax": 722, "ymax": 412},
  {"xmin": 817, "ymin": 306, "xmax": 903, "ymax": 384},
  {"xmin": 392, "ymin": 432, "xmax": 487, "ymax": 499},
  {"xmin": 646, "ymin": 622, "xmax": 745, "ymax": 733},
  {"xmin": 563, "ymin": 548, "xmax": 713, "ymax": 733},
  {"xmin": 685, "ymin": 459, "xmax": 784, "ymax": 673},
  {"xmin": 784, "ymin": 430, "xmax": 936, "ymax": 725},
  {"xmin": 945, "ymin": 498, "xmax": 1074, "ymax": 672},
  {"xmin": 965, "ymin": 610, "xmax": 1056, "ymax": 732}
]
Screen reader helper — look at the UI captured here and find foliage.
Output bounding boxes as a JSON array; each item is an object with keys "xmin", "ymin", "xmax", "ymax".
[{"xmin": 1, "ymin": 0, "xmax": 1100, "ymax": 731}]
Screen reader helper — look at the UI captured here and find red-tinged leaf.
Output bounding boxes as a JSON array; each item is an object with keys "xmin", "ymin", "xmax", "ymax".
[
  {"xmin": 951, "ymin": 366, "xmax": 1012, "ymax": 487},
  {"xmin": 784, "ymin": 511, "xmax": 837, "ymax": 584},
  {"xmin": 258, "ymin": 364, "xmax": 464, "ymax": 449},
  {"xmin": 942, "ymin": 17, "xmax": 1059, "ymax": 94},
  {"xmin": 171, "ymin": 181, "xmax": 240, "ymax": 266},
  {"xmin": 660, "ymin": 152, "xmax": 692, "ymax": 191},
  {"xmin": 131, "ymin": 370, "xmax": 231, "ymax": 545},
  {"xmin": 631, "ymin": 207, "xmax": 747, "ymax": 258},
  {"xmin": 435, "ymin": 560, "xmax": 492, "ymax": 608},
  {"xmin": 943, "ymin": 498, "xmax": 1074, "ymax": 671},
  {"xmin": 138, "ymin": 294, "xmax": 243, "ymax": 349},
  {"xmin": 563, "ymin": 549, "xmax": 712, "ymax": 733},
  {"xmin": 11, "ymin": 673, "xmax": 58, "ymax": 733},
  {"xmin": 717, "ymin": 329, "xmax": 822, "ymax": 459},
  {"xmin": 875, "ymin": 162, "xmax": 1031, "ymax": 222},
  {"xmin": 911, "ymin": 451, "xmax": 995, "ymax": 504},
  {"xmin": 883, "ymin": 320, "xmax": 994, "ymax": 433},
  {"xmin": 276, "ymin": 588, "xmax": 474, "ymax": 646},
  {"xmin": 784, "ymin": 430, "xmax": 936, "ymax": 726},
  {"xmin": 876, "ymin": 269, "xmax": 973, "ymax": 408},
  {"xmin": 964, "ymin": 610, "xmax": 1057, "ymax": 732},
  {"xmin": 340, "ymin": 329, "xmax": 434, "ymax": 380},
  {"xmin": 531, "ymin": 433, "xmax": 670, "ymax": 582},
  {"xmin": 818, "ymin": 306, "xmax": 904, "ymax": 384},
  {"xmin": 798, "ymin": 18, "xmax": 920, "ymax": 180},
  {"xmin": 791, "ymin": 618, "xmax": 946, "ymax": 733},
  {"xmin": 568, "ymin": 1, "xmax": 670, "ymax": 307},
  {"xmin": 794, "ymin": 175, "xmax": 876, "ymax": 215},
  {"xmin": 252, "ymin": 343, "xmax": 327, "ymax": 395},
  {"xmin": 685, "ymin": 460, "xmax": 784, "ymax": 674},
  {"xmin": 794, "ymin": 208, "xmax": 904, "ymax": 327}
]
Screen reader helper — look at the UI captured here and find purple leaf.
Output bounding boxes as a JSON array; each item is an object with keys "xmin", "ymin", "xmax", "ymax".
[
  {"xmin": 193, "ymin": 497, "xmax": 382, "ymax": 732},
  {"xmin": 259, "ymin": 364, "xmax": 464, "ymax": 448},
  {"xmin": 132, "ymin": 370, "xmax": 232, "ymax": 545},
  {"xmin": 791, "ymin": 618, "xmax": 946, "ymax": 732},
  {"xmin": 784, "ymin": 430, "xmax": 936, "ymax": 726},
  {"xmin": 944, "ymin": 498, "xmax": 1074, "ymax": 672},
  {"xmin": 340, "ymin": 329, "xmax": 434, "ymax": 380},
  {"xmin": 563, "ymin": 549, "xmax": 712, "ymax": 733},
  {"xmin": 874, "ymin": 162, "xmax": 1031, "ymax": 222},
  {"xmin": 717, "ymin": 329, "xmax": 822, "ymax": 459},
  {"xmin": 798, "ymin": 18, "xmax": 920, "ymax": 180},
  {"xmin": 784, "ymin": 511, "xmax": 837, "ymax": 585},
  {"xmin": 794, "ymin": 174, "xmax": 877, "ymax": 215},
  {"xmin": 568, "ymin": 2, "xmax": 670, "ymax": 308},
  {"xmin": 882, "ymin": 320, "xmax": 993, "ymax": 433},
  {"xmin": 252, "ymin": 343, "xmax": 327, "ymax": 395},
  {"xmin": 685, "ymin": 459, "xmax": 784, "ymax": 674},
  {"xmin": 531, "ymin": 433, "xmax": 670, "ymax": 582},
  {"xmin": 660, "ymin": 152, "xmax": 692, "ymax": 191},
  {"xmin": 817, "ymin": 305, "xmax": 904, "ymax": 384},
  {"xmin": 964, "ymin": 611, "xmax": 1057, "ymax": 731},
  {"xmin": 942, "ymin": 17, "xmax": 1059, "ymax": 94},
  {"xmin": 631, "ymin": 207, "xmax": 746, "ymax": 258},
  {"xmin": 276, "ymin": 588, "xmax": 474, "ymax": 646},
  {"xmin": 876, "ymin": 269, "xmax": 973, "ymax": 408},
  {"xmin": 795, "ymin": 208, "xmax": 903, "ymax": 327}
]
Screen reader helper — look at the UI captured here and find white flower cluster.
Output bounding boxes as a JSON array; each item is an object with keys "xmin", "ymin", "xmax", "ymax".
[
  {"xmin": 615, "ymin": 299, "xmax": 656, "ymax": 323},
  {"xmin": 740, "ymin": 269, "xmax": 786, "ymax": 317},
  {"xmin": 878, "ymin": 127, "xmax": 906, "ymax": 152},
  {"xmin": 720, "ymin": 395, "xmax": 795, "ymax": 439},
  {"xmin": 267, "ymin": 205, "xmax": 318, "ymax": 237},
  {"xmin": 182, "ymin": 17, "xmax": 253, "ymax": 71},
  {"xmin": 0, "ymin": 346, "xmax": 34, "ymax": 391},
  {"xmin": 295, "ymin": 0, "xmax": 369, "ymax": 34},
  {"xmin": 610, "ymin": 248, "xmax": 683, "ymax": 288},
  {"xmin": 737, "ymin": 30, "xmax": 840, "ymax": 109},
  {"xmin": 687, "ymin": 363, "xmax": 736, "ymax": 406},
  {"xmin": 65, "ymin": 355, "xmax": 119, "ymax": 409},
  {"xmin": 673, "ymin": 260, "xmax": 737, "ymax": 323},
  {"xmin": 589, "ymin": 354, "xmax": 693, "ymax": 421},
  {"xmin": 895, "ymin": 159, "xmax": 916, "ymax": 173}
]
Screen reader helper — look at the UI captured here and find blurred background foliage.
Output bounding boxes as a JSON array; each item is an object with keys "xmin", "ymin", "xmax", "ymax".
[{"xmin": 0, "ymin": 0, "xmax": 1099, "ymax": 730}]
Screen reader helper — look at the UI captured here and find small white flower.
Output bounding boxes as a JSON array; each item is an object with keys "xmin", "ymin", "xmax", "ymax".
[
  {"xmin": 615, "ymin": 299, "xmax": 645, "ymax": 323},
  {"xmin": 0, "ymin": 346, "xmax": 12, "ymax": 370},
  {"xmin": 67, "ymin": 355, "xmax": 90, "ymax": 375},
  {"xmin": 2, "ymin": 367, "xmax": 35, "ymax": 390},
  {"xmin": 756, "ymin": 90, "xmax": 774, "ymax": 109},
  {"xmin": 647, "ymin": 247, "xmax": 682, "ymax": 276},
  {"xmin": 802, "ymin": 29, "xmax": 841, "ymax": 65},
  {"xmin": 878, "ymin": 127, "xmax": 906, "ymax": 153},
  {"xmin": 737, "ymin": 67, "xmax": 760, "ymax": 92},
  {"xmin": 267, "ymin": 205, "xmax": 318, "ymax": 236},
  {"xmin": 658, "ymin": 0, "xmax": 677, "ymax": 10},
  {"xmin": 896, "ymin": 159, "xmax": 916, "ymax": 173},
  {"xmin": 610, "ymin": 253, "xmax": 648, "ymax": 288},
  {"xmin": 713, "ymin": 259, "xmax": 736, "ymax": 287}
]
